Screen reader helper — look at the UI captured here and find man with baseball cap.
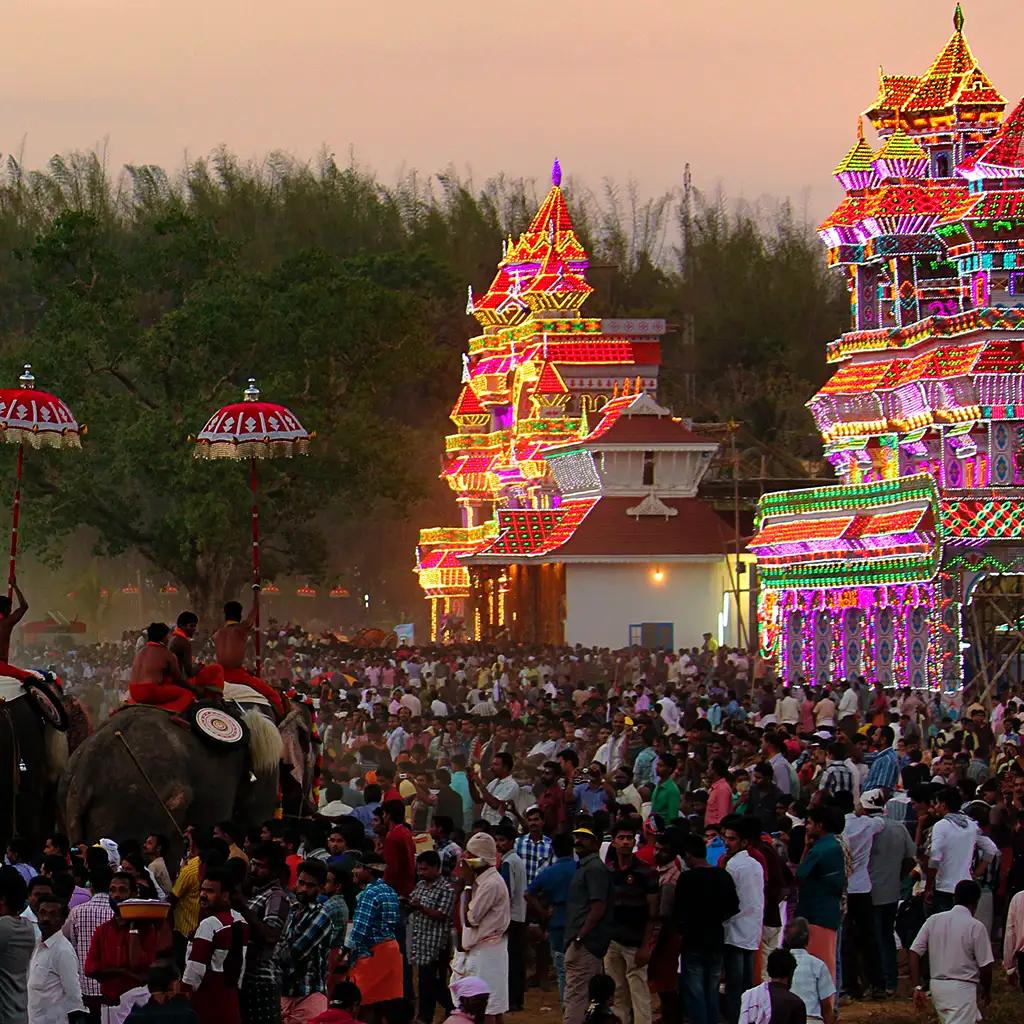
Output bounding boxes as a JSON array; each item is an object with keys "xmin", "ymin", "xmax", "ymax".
[{"xmin": 563, "ymin": 827, "xmax": 614, "ymax": 1024}]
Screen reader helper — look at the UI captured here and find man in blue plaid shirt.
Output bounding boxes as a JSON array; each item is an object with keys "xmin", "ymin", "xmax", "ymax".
[
  {"xmin": 342, "ymin": 851, "xmax": 404, "ymax": 1011},
  {"xmin": 277, "ymin": 859, "xmax": 334, "ymax": 1020},
  {"xmin": 515, "ymin": 807, "xmax": 554, "ymax": 886}
]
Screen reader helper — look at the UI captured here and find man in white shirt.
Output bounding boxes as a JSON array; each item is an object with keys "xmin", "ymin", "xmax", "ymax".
[
  {"xmin": 594, "ymin": 714, "xmax": 629, "ymax": 772},
  {"xmin": 777, "ymin": 689, "xmax": 800, "ymax": 728},
  {"xmin": 477, "ymin": 752, "xmax": 520, "ymax": 826},
  {"xmin": 837, "ymin": 683, "xmax": 860, "ymax": 730},
  {"xmin": 910, "ymin": 880, "xmax": 992, "ymax": 1024},
  {"xmin": 722, "ymin": 817, "xmax": 765, "ymax": 1024},
  {"xmin": 28, "ymin": 896, "xmax": 86, "ymax": 1024},
  {"xmin": 838, "ymin": 792, "xmax": 885, "ymax": 997},
  {"xmin": 783, "ymin": 917, "xmax": 835, "ymax": 1024},
  {"xmin": 927, "ymin": 786, "xmax": 992, "ymax": 913}
]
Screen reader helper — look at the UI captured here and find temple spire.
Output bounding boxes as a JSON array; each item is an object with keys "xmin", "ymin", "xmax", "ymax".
[
  {"xmin": 551, "ymin": 158, "xmax": 562, "ymax": 187},
  {"xmin": 954, "ymin": 2, "xmax": 964, "ymax": 34}
]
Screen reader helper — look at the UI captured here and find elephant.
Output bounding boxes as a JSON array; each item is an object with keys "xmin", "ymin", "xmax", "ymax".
[
  {"xmin": 60, "ymin": 704, "xmax": 282, "ymax": 863},
  {"xmin": 0, "ymin": 685, "xmax": 68, "ymax": 853}
]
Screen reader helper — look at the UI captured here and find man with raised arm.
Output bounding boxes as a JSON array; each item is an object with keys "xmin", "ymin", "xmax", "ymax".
[
  {"xmin": 214, "ymin": 597, "xmax": 285, "ymax": 719},
  {"xmin": 0, "ymin": 578, "xmax": 28, "ymax": 662}
]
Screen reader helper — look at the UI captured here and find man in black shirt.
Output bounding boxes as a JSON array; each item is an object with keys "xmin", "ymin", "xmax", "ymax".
[
  {"xmin": 603, "ymin": 820, "xmax": 659, "ymax": 1024},
  {"xmin": 563, "ymin": 827, "xmax": 615, "ymax": 1024},
  {"xmin": 675, "ymin": 833, "xmax": 739, "ymax": 1024}
]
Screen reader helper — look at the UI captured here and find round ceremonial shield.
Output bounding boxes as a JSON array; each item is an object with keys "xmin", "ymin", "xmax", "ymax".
[
  {"xmin": 188, "ymin": 701, "xmax": 249, "ymax": 749},
  {"xmin": 22, "ymin": 675, "xmax": 69, "ymax": 732}
]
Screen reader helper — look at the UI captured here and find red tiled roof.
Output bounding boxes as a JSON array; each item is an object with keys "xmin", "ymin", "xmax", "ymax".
[
  {"xmin": 904, "ymin": 26, "xmax": 1002, "ymax": 112},
  {"xmin": 417, "ymin": 550, "xmax": 467, "ymax": 570},
  {"xmin": 451, "ymin": 384, "xmax": 486, "ymax": 418},
  {"xmin": 585, "ymin": 414, "xmax": 715, "ymax": 447},
  {"xmin": 552, "ymin": 497, "xmax": 736, "ymax": 558},
  {"xmin": 443, "ymin": 454, "xmax": 497, "ymax": 476},
  {"xmin": 535, "ymin": 362, "xmax": 570, "ymax": 395},
  {"xmin": 818, "ymin": 184, "xmax": 967, "ymax": 234},
  {"xmin": 527, "ymin": 250, "xmax": 593, "ymax": 297},
  {"xmin": 960, "ymin": 191, "xmax": 1024, "ymax": 220},
  {"xmin": 472, "ymin": 501, "xmax": 598, "ymax": 557},
  {"xmin": 966, "ymin": 96, "xmax": 1024, "ymax": 174},
  {"xmin": 870, "ymin": 74, "xmax": 920, "ymax": 113},
  {"xmin": 974, "ymin": 339, "xmax": 1024, "ymax": 373}
]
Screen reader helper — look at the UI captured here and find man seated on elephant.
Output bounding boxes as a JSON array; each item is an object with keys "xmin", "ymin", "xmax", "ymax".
[
  {"xmin": 214, "ymin": 598, "xmax": 286, "ymax": 720},
  {"xmin": 127, "ymin": 623, "xmax": 197, "ymax": 714},
  {"xmin": 169, "ymin": 611, "xmax": 225, "ymax": 700}
]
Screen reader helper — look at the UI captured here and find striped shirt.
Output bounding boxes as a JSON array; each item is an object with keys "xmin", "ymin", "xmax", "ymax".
[
  {"xmin": 182, "ymin": 909, "xmax": 249, "ymax": 991},
  {"xmin": 62, "ymin": 893, "xmax": 112, "ymax": 1000},
  {"xmin": 172, "ymin": 857, "xmax": 201, "ymax": 938},
  {"xmin": 863, "ymin": 747, "xmax": 900, "ymax": 792},
  {"xmin": 819, "ymin": 762, "xmax": 855, "ymax": 795}
]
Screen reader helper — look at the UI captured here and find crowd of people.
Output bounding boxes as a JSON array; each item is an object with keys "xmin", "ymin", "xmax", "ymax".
[{"xmin": 3, "ymin": 629, "xmax": 1024, "ymax": 1024}]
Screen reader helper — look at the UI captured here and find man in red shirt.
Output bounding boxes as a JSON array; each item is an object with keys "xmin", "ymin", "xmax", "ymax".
[
  {"xmin": 85, "ymin": 872, "xmax": 171, "ymax": 1012},
  {"xmin": 705, "ymin": 758, "xmax": 734, "ymax": 826},
  {"xmin": 375, "ymin": 799, "xmax": 416, "ymax": 898}
]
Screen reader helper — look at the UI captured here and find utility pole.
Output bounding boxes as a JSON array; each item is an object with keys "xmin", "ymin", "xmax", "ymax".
[{"xmin": 681, "ymin": 163, "xmax": 696, "ymax": 405}]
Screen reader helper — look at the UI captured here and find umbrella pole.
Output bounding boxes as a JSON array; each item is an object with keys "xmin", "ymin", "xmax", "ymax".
[
  {"xmin": 7, "ymin": 442, "xmax": 24, "ymax": 603},
  {"xmin": 250, "ymin": 455, "xmax": 262, "ymax": 676}
]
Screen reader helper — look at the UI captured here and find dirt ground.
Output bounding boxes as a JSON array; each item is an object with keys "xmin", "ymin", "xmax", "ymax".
[{"xmin": 512, "ymin": 974, "xmax": 1021, "ymax": 1024}]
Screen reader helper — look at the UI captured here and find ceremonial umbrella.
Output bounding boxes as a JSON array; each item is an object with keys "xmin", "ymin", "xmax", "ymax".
[
  {"xmin": 193, "ymin": 378, "xmax": 310, "ymax": 673},
  {"xmin": 0, "ymin": 365, "xmax": 82, "ymax": 599}
]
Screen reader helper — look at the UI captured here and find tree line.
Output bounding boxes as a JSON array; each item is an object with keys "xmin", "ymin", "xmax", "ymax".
[{"xmin": 0, "ymin": 149, "xmax": 847, "ymax": 625}]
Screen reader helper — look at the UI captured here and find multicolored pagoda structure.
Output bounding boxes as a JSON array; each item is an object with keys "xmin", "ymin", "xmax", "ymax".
[
  {"xmin": 416, "ymin": 162, "xmax": 742, "ymax": 647},
  {"xmin": 751, "ymin": 5, "xmax": 1024, "ymax": 690}
]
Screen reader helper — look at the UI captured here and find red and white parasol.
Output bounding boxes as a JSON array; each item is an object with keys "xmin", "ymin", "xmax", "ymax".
[
  {"xmin": 193, "ymin": 379, "xmax": 311, "ymax": 672},
  {"xmin": 0, "ymin": 365, "xmax": 82, "ymax": 598}
]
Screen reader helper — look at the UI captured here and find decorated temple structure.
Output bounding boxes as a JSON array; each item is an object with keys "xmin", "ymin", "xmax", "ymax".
[
  {"xmin": 416, "ymin": 163, "xmax": 742, "ymax": 646},
  {"xmin": 752, "ymin": 5, "xmax": 1024, "ymax": 689}
]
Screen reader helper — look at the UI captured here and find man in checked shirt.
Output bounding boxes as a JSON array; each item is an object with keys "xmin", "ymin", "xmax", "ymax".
[
  {"xmin": 407, "ymin": 850, "xmax": 456, "ymax": 1024},
  {"xmin": 62, "ymin": 864, "xmax": 113, "ymax": 1018},
  {"xmin": 238, "ymin": 842, "xmax": 292, "ymax": 1024}
]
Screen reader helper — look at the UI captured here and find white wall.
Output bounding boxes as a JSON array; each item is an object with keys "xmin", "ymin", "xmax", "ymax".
[{"xmin": 564, "ymin": 561, "xmax": 741, "ymax": 649}]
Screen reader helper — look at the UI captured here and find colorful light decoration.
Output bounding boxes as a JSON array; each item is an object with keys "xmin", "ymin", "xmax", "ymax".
[
  {"xmin": 414, "ymin": 160, "xmax": 668, "ymax": 638},
  {"xmin": 296, "ymin": 585, "xmax": 317, "ymax": 598},
  {"xmin": 756, "ymin": 6, "xmax": 1024, "ymax": 690}
]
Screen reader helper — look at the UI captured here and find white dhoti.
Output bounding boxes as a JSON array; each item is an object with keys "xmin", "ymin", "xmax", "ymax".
[
  {"xmin": 451, "ymin": 936, "xmax": 509, "ymax": 1015},
  {"xmin": 929, "ymin": 979, "xmax": 980, "ymax": 1024}
]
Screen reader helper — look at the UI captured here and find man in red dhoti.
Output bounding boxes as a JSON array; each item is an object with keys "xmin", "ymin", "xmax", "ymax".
[
  {"xmin": 169, "ymin": 610, "xmax": 225, "ymax": 698},
  {"xmin": 128, "ymin": 622, "xmax": 198, "ymax": 713},
  {"xmin": 215, "ymin": 597, "xmax": 286, "ymax": 720}
]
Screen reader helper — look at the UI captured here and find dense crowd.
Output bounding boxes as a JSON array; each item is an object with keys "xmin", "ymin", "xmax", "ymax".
[{"xmin": 3, "ymin": 633, "xmax": 1024, "ymax": 1024}]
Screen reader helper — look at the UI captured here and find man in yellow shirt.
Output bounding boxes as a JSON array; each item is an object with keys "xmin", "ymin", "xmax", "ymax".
[{"xmin": 167, "ymin": 827, "xmax": 203, "ymax": 965}]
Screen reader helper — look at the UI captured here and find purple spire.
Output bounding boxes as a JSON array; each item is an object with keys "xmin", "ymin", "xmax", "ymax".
[{"xmin": 551, "ymin": 158, "xmax": 562, "ymax": 187}]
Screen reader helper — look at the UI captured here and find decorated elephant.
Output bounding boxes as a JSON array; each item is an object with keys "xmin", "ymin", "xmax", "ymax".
[
  {"xmin": 0, "ymin": 671, "xmax": 69, "ymax": 852},
  {"xmin": 60, "ymin": 702, "xmax": 282, "ymax": 862}
]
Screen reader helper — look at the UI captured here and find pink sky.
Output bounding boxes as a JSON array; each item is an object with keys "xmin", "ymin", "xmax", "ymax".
[{"xmin": 0, "ymin": 1, "xmax": 1017, "ymax": 223}]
